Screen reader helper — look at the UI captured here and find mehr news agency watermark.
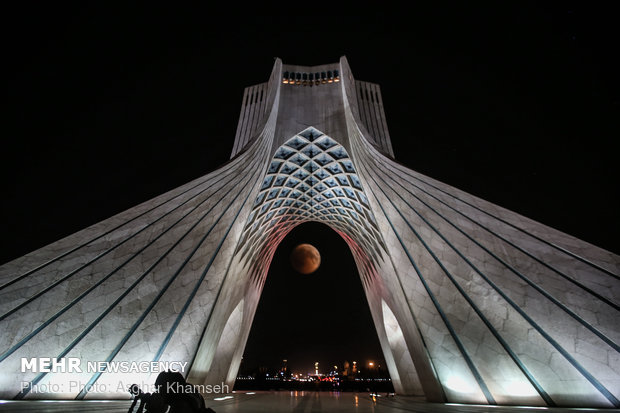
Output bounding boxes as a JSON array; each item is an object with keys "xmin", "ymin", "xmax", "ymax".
[{"xmin": 20, "ymin": 357, "xmax": 229, "ymax": 394}]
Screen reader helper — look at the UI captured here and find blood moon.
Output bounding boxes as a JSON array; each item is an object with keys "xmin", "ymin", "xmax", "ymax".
[{"xmin": 290, "ymin": 243, "xmax": 321, "ymax": 274}]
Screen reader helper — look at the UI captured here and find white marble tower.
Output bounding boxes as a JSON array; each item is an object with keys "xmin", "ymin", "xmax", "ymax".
[{"xmin": 0, "ymin": 57, "xmax": 618, "ymax": 408}]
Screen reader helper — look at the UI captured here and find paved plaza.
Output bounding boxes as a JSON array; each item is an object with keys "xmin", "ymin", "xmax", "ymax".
[{"xmin": 1, "ymin": 392, "xmax": 619, "ymax": 412}]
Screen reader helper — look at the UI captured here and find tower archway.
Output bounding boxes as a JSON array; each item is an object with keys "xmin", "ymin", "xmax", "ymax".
[
  {"xmin": 209, "ymin": 127, "xmax": 438, "ymax": 398},
  {"xmin": 239, "ymin": 221, "xmax": 387, "ymax": 385}
]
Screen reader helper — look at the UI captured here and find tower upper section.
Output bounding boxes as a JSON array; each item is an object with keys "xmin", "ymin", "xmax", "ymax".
[{"xmin": 230, "ymin": 57, "xmax": 394, "ymax": 159}]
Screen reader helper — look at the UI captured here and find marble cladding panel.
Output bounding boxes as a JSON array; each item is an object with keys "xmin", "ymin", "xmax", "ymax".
[
  {"xmin": 93, "ymin": 232, "xmax": 228, "ymax": 393},
  {"xmin": 398, "ymin": 166, "xmax": 619, "ymax": 275},
  {"xmin": 0, "ymin": 197, "xmax": 206, "ymax": 322},
  {"xmin": 351, "ymin": 129, "xmax": 619, "ymax": 406},
  {"xmin": 0, "ymin": 199, "xmax": 208, "ymax": 355},
  {"xmin": 404, "ymin": 185, "xmax": 619, "ymax": 345},
  {"xmin": 459, "ymin": 209, "xmax": 615, "ymax": 299},
  {"xmin": 29, "ymin": 190, "xmax": 243, "ymax": 398},
  {"xmin": 389, "ymin": 167, "xmax": 618, "ymax": 329},
  {"xmin": 0, "ymin": 167, "xmax": 233, "ymax": 316},
  {"xmin": 0, "ymin": 167, "xmax": 256, "ymax": 398},
  {"xmin": 0, "ymin": 169, "xmax": 223, "ymax": 283}
]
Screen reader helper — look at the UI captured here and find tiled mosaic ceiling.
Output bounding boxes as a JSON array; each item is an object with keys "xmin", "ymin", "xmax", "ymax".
[{"xmin": 237, "ymin": 127, "xmax": 386, "ymax": 284}]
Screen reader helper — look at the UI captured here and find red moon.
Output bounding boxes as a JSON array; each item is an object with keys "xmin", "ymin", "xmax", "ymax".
[{"xmin": 290, "ymin": 244, "xmax": 321, "ymax": 274}]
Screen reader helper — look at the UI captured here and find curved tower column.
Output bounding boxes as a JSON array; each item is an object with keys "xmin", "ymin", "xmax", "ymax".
[
  {"xmin": 339, "ymin": 56, "xmax": 620, "ymax": 407},
  {"xmin": 0, "ymin": 59, "xmax": 283, "ymax": 401}
]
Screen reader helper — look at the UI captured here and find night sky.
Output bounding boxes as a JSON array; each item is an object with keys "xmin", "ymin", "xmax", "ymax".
[
  {"xmin": 241, "ymin": 221, "xmax": 383, "ymax": 375},
  {"xmin": 3, "ymin": 5, "xmax": 618, "ymax": 373}
]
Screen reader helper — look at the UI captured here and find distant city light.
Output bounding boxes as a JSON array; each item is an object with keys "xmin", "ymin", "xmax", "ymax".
[{"xmin": 213, "ymin": 396, "xmax": 234, "ymax": 401}]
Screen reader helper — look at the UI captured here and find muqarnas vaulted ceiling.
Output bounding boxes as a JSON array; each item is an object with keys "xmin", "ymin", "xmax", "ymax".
[{"xmin": 237, "ymin": 127, "xmax": 386, "ymax": 287}]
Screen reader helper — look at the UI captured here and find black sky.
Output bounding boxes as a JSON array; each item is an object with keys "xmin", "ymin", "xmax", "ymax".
[
  {"xmin": 2, "ymin": 4, "xmax": 618, "ymax": 370},
  {"xmin": 3, "ymin": 5, "xmax": 618, "ymax": 263}
]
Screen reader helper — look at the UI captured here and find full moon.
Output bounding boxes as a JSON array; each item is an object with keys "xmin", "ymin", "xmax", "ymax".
[{"xmin": 290, "ymin": 243, "xmax": 321, "ymax": 274}]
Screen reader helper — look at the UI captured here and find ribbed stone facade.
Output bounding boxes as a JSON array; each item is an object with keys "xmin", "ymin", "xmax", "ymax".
[{"xmin": 0, "ymin": 57, "xmax": 618, "ymax": 408}]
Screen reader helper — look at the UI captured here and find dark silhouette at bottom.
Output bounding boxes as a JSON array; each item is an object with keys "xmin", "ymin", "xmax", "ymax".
[{"xmin": 128, "ymin": 371, "xmax": 215, "ymax": 413}]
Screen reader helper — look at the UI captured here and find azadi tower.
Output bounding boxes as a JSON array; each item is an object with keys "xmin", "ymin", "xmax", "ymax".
[{"xmin": 0, "ymin": 57, "xmax": 618, "ymax": 408}]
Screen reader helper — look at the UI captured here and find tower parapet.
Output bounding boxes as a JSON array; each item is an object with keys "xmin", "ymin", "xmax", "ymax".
[{"xmin": 231, "ymin": 58, "xmax": 394, "ymax": 159}]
